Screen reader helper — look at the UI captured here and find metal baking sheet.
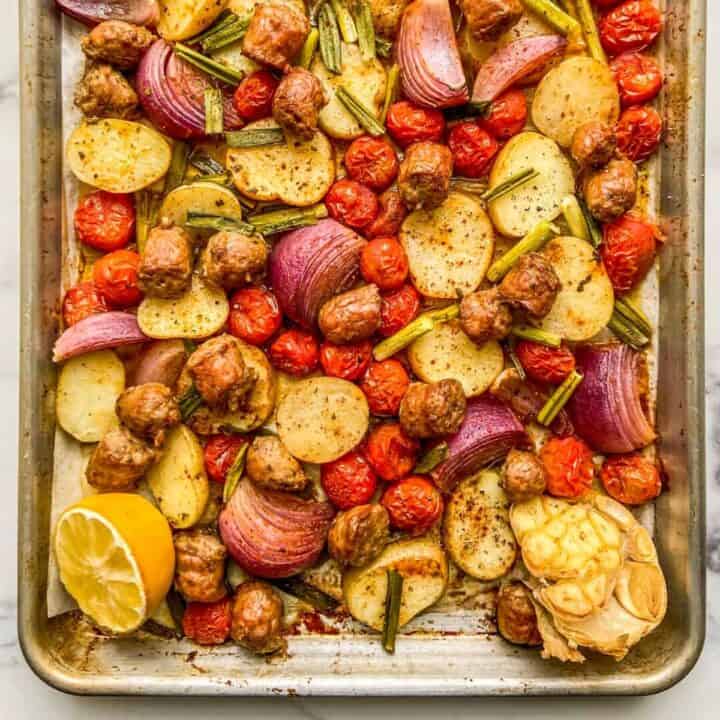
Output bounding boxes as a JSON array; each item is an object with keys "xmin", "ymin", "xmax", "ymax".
[{"xmin": 17, "ymin": 0, "xmax": 706, "ymax": 695}]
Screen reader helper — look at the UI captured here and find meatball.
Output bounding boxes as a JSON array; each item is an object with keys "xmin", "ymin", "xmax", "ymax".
[
  {"xmin": 231, "ymin": 581, "xmax": 285, "ymax": 655},
  {"xmin": 461, "ymin": 0, "xmax": 523, "ymax": 41},
  {"xmin": 138, "ymin": 224, "xmax": 193, "ymax": 299},
  {"xmin": 583, "ymin": 158, "xmax": 638, "ymax": 223},
  {"xmin": 498, "ymin": 253, "xmax": 559, "ymax": 319},
  {"xmin": 203, "ymin": 231, "xmax": 268, "ymax": 291},
  {"xmin": 459, "ymin": 288, "xmax": 513, "ymax": 344},
  {"xmin": 245, "ymin": 435, "xmax": 307, "ymax": 493},
  {"xmin": 81, "ymin": 20, "xmax": 155, "ymax": 69},
  {"xmin": 272, "ymin": 67, "xmax": 328, "ymax": 140},
  {"xmin": 398, "ymin": 141, "xmax": 453, "ymax": 210},
  {"xmin": 74, "ymin": 63, "xmax": 138, "ymax": 119},
  {"xmin": 570, "ymin": 121, "xmax": 617, "ymax": 169},
  {"xmin": 328, "ymin": 504, "xmax": 390, "ymax": 567},
  {"xmin": 242, "ymin": 2, "xmax": 310, "ymax": 70},
  {"xmin": 496, "ymin": 582, "xmax": 542, "ymax": 646},
  {"xmin": 368, "ymin": 0, "xmax": 410, "ymax": 38},
  {"xmin": 186, "ymin": 335, "xmax": 257, "ymax": 412},
  {"xmin": 399, "ymin": 380, "xmax": 467, "ymax": 439},
  {"xmin": 115, "ymin": 382, "xmax": 181, "ymax": 446},
  {"xmin": 85, "ymin": 426, "xmax": 157, "ymax": 491},
  {"xmin": 501, "ymin": 448, "xmax": 547, "ymax": 502},
  {"xmin": 173, "ymin": 529, "xmax": 228, "ymax": 603},
  {"xmin": 318, "ymin": 284, "xmax": 382, "ymax": 344}
]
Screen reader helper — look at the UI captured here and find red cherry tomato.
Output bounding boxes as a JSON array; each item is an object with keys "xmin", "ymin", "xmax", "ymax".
[
  {"xmin": 386, "ymin": 101, "xmax": 445, "ymax": 148},
  {"xmin": 599, "ymin": 0, "xmax": 662, "ymax": 57},
  {"xmin": 593, "ymin": 0, "xmax": 622, "ymax": 7},
  {"xmin": 447, "ymin": 122, "xmax": 499, "ymax": 178},
  {"xmin": 364, "ymin": 422, "xmax": 419, "ymax": 481},
  {"xmin": 600, "ymin": 453, "xmax": 662, "ymax": 505},
  {"xmin": 379, "ymin": 284, "xmax": 421, "ymax": 337},
  {"xmin": 228, "ymin": 287, "xmax": 282, "ymax": 345},
  {"xmin": 359, "ymin": 359, "xmax": 410, "ymax": 416},
  {"xmin": 616, "ymin": 104, "xmax": 662, "ymax": 162},
  {"xmin": 269, "ymin": 328, "xmax": 319, "ymax": 376},
  {"xmin": 325, "ymin": 179, "xmax": 379, "ymax": 230},
  {"xmin": 365, "ymin": 188, "xmax": 408, "ymax": 239},
  {"xmin": 320, "ymin": 339, "xmax": 373, "ymax": 381},
  {"xmin": 233, "ymin": 70, "xmax": 278, "ymax": 121},
  {"xmin": 321, "ymin": 450, "xmax": 378, "ymax": 510},
  {"xmin": 540, "ymin": 436, "xmax": 594, "ymax": 499},
  {"xmin": 479, "ymin": 89, "xmax": 528, "ymax": 140},
  {"xmin": 610, "ymin": 52, "xmax": 663, "ymax": 107},
  {"xmin": 381, "ymin": 476, "xmax": 443, "ymax": 536},
  {"xmin": 62, "ymin": 282, "xmax": 108, "ymax": 327},
  {"xmin": 74, "ymin": 191, "xmax": 135, "ymax": 252},
  {"xmin": 183, "ymin": 598, "xmax": 231, "ymax": 646},
  {"xmin": 515, "ymin": 341, "xmax": 576, "ymax": 385},
  {"xmin": 360, "ymin": 236, "xmax": 409, "ymax": 291},
  {"xmin": 93, "ymin": 249, "xmax": 142, "ymax": 307},
  {"xmin": 204, "ymin": 434, "xmax": 248, "ymax": 484},
  {"xmin": 600, "ymin": 213, "xmax": 659, "ymax": 293},
  {"xmin": 344, "ymin": 136, "xmax": 399, "ymax": 192}
]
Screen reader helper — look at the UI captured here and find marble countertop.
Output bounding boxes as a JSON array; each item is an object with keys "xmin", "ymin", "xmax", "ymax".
[{"xmin": 3, "ymin": 3, "xmax": 719, "ymax": 717}]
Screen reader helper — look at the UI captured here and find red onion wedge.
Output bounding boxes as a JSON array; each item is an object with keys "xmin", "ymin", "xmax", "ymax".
[
  {"xmin": 433, "ymin": 394, "xmax": 530, "ymax": 492},
  {"xmin": 397, "ymin": 0, "xmax": 469, "ymax": 109},
  {"xmin": 55, "ymin": 0, "xmax": 160, "ymax": 26},
  {"xmin": 471, "ymin": 35, "xmax": 567, "ymax": 106},
  {"xmin": 219, "ymin": 481, "xmax": 335, "ymax": 579},
  {"xmin": 269, "ymin": 219, "xmax": 367, "ymax": 329},
  {"xmin": 53, "ymin": 312, "xmax": 148, "ymax": 363},
  {"xmin": 127, "ymin": 339, "xmax": 186, "ymax": 388},
  {"xmin": 137, "ymin": 40, "xmax": 243, "ymax": 140},
  {"xmin": 568, "ymin": 343, "xmax": 656, "ymax": 454}
]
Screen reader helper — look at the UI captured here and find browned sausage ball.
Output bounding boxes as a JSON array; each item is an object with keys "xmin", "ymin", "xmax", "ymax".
[
  {"xmin": 399, "ymin": 380, "xmax": 467, "ymax": 439},
  {"xmin": 498, "ymin": 253, "xmax": 559, "ymax": 319},
  {"xmin": 398, "ymin": 141, "xmax": 453, "ymax": 210},
  {"xmin": 318, "ymin": 284, "xmax": 382, "ymax": 345},
  {"xmin": 460, "ymin": 0, "xmax": 523, "ymax": 41},
  {"xmin": 500, "ymin": 448, "xmax": 547, "ymax": 502},
  {"xmin": 74, "ymin": 64, "xmax": 139, "ymax": 119},
  {"xmin": 459, "ymin": 288, "xmax": 513, "ymax": 344},
  {"xmin": 582, "ymin": 158, "xmax": 638, "ymax": 223},
  {"xmin": 570, "ymin": 121, "xmax": 617, "ymax": 169},
  {"xmin": 231, "ymin": 581, "xmax": 285, "ymax": 654},
  {"xmin": 272, "ymin": 67, "xmax": 328, "ymax": 140},
  {"xmin": 138, "ymin": 224, "xmax": 193, "ymax": 299},
  {"xmin": 242, "ymin": 2, "xmax": 310, "ymax": 70},
  {"xmin": 496, "ymin": 582, "xmax": 542, "ymax": 646},
  {"xmin": 173, "ymin": 529, "xmax": 228, "ymax": 603},
  {"xmin": 116, "ymin": 382, "xmax": 181, "ymax": 446},
  {"xmin": 203, "ymin": 231, "xmax": 268, "ymax": 291},
  {"xmin": 328, "ymin": 503, "xmax": 390, "ymax": 567},
  {"xmin": 85, "ymin": 426, "xmax": 157, "ymax": 491},
  {"xmin": 81, "ymin": 20, "xmax": 156, "ymax": 69},
  {"xmin": 245, "ymin": 435, "xmax": 308, "ymax": 493}
]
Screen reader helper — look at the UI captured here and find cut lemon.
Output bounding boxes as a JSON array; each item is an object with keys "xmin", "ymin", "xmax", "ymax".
[{"xmin": 54, "ymin": 493, "xmax": 175, "ymax": 634}]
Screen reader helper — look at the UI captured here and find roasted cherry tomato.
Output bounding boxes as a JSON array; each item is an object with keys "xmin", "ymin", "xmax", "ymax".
[
  {"xmin": 228, "ymin": 286, "xmax": 282, "ymax": 345},
  {"xmin": 447, "ymin": 122, "xmax": 499, "ymax": 178},
  {"xmin": 359, "ymin": 359, "xmax": 410, "ymax": 416},
  {"xmin": 233, "ymin": 70, "xmax": 278, "ymax": 121},
  {"xmin": 616, "ymin": 104, "xmax": 662, "ymax": 162},
  {"xmin": 610, "ymin": 52, "xmax": 663, "ymax": 106},
  {"xmin": 364, "ymin": 422, "xmax": 419, "ymax": 481},
  {"xmin": 74, "ymin": 190, "xmax": 135, "ymax": 252},
  {"xmin": 325, "ymin": 179, "xmax": 379, "ymax": 230},
  {"xmin": 204, "ymin": 434, "xmax": 248, "ymax": 484},
  {"xmin": 601, "ymin": 213, "xmax": 658, "ymax": 293},
  {"xmin": 365, "ymin": 188, "xmax": 408, "ymax": 239},
  {"xmin": 540, "ymin": 436, "xmax": 594, "ymax": 499},
  {"xmin": 182, "ymin": 598, "xmax": 231, "ymax": 646},
  {"xmin": 93, "ymin": 249, "xmax": 142, "ymax": 307},
  {"xmin": 379, "ymin": 283, "xmax": 421, "ymax": 337},
  {"xmin": 360, "ymin": 236, "xmax": 409, "ymax": 291},
  {"xmin": 344, "ymin": 136, "xmax": 399, "ymax": 192},
  {"xmin": 269, "ymin": 328, "xmax": 319, "ymax": 376},
  {"xmin": 381, "ymin": 475, "xmax": 443, "ymax": 536},
  {"xmin": 385, "ymin": 101, "xmax": 445, "ymax": 148},
  {"xmin": 479, "ymin": 89, "xmax": 528, "ymax": 140},
  {"xmin": 62, "ymin": 282, "xmax": 108, "ymax": 327},
  {"xmin": 515, "ymin": 341, "xmax": 576, "ymax": 385},
  {"xmin": 321, "ymin": 450, "xmax": 378, "ymax": 510},
  {"xmin": 320, "ymin": 339, "xmax": 373, "ymax": 381},
  {"xmin": 599, "ymin": 0, "xmax": 662, "ymax": 57},
  {"xmin": 600, "ymin": 453, "xmax": 662, "ymax": 505},
  {"xmin": 593, "ymin": 0, "xmax": 622, "ymax": 7}
]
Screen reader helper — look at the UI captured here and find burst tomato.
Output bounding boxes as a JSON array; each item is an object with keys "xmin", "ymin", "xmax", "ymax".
[
  {"xmin": 599, "ymin": 0, "xmax": 662, "ymax": 57},
  {"xmin": 379, "ymin": 284, "xmax": 421, "ymax": 337},
  {"xmin": 610, "ymin": 52, "xmax": 663, "ymax": 106},
  {"xmin": 385, "ymin": 101, "xmax": 445, "ymax": 148},
  {"xmin": 600, "ymin": 453, "xmax": 661, "ymax": 505},
  {"xmin": 515, "ymin": 341, "xmax": 576, "ymax": 385},
  {"xmin": 204, "ymin": 434, "xmax": 248, "ymax": 484},
  {"xmin": 183, "ymin": 598, "xmax": 231, "ymax": 646},
  {"xmin": 62, "ymin": 282, "xmax": 108, "ymax": 327},
  {"xmin": 365, "ymin": 188, "xmax": 408, "ymax": 239},
  {"xmin": 359, "ymin": 359, "xmax": 410, "ymax": 416},
  {"xmin": 447, "ymin": 122, "xmax": 499, "ymax": 178},
  {"xmin": 364, "ymin": 422, "xmax": 419, "ymax": 481},
  {"xmin": 540, "ymin": 436, "xmax": 594, "ymax": 499},
  {"xmin": 321, "ymin": 450, "xmax": 378, "ymax": 510},
  {"xmin": 344, "ymin": 136, "xmax": 399, "ymax": 192},
  {"xmin": 479, "ymin": 89, "xmax": 528, "ymax": 140},
  {"xmin": 269, "ymin": 328, "xmax": 319, "ymax": 376},
  {"xmin": 228, "ymin": 286, "xmax": 282, "ymax": 345},
  {"xmin": 93, "ymin": 249, "xmax": 142, "ymax": 307},
  {"xmin": 601, "ymin": 213, "xmax": 658, "ymax": 293},
  {"xmin": 74, "ymin": 190, "xmax": 135, "ymax": 252},
  {"xmin": 381, "ymin": 476, "xmax": 443, "ymax": 535},
  {"xmin": 325, "ymin": 179, "xmax": 379, "ymax": 230},
  {"xmin": 593, "ymin": 0, "xmax": 622, "ymax": 7},
  {"xmin": 233, "ymin": 70, "xmax": 278, "ymax": 121},
  {"xmin": 616, "ymin": 104, "xmax": 662, "ymax": 162},
  {"xmin": 360, "ymin": 236, "xmax": 409, "ymax": 291},
  {"xmin": 320, "ymin": 339, "xmax": 373, "ymax": 381}
]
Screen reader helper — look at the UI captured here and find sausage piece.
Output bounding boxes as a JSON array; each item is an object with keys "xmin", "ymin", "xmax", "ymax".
[
  {"xmin": 399, "ymin": 380, "xmax": 467, "ymax": 438},
  {"xmin": 328, "ymin": 504, "xmax": 390, "ymax": 567},
  {"xmin": 570, "ymin": 121, "xmax": 617, "ymax": 169},
  {"xmin": 498, "ymin": 253, "xmax": 559, "ymax": 319},
  {"xmin": 500, "ymin": 448, "xmax": 547, "ymax": 502},
  {"xmin": 272, "ymin": 67, "xmax": 328, "ymax": 140},
  {"xmin": 365, "ymin": 188, "xmax": 408, "ymax": 239},
  {"xmin": 116, "ymin": 382, "xmax": 181, "ymax": 446},
  {"xmin": 398, "ymin": 142, "xmax": 453, "ymax": 210},
  {"xmin": 174, "ymin": 530, "xmax": 228, "ymax": 603},
  {"xmin": 459, "ymin": 288, "xmax": 513, "ymax": 344},
  {"xmin": 496, "ymin": 582, "xmax": 542, "ymax": 646},
  {"xmin": 81, "ymin": 20, "xmax": 156, "ymax": 69},
  {"xmin": 318, "ymin": 284, "xmax": 382, "ymax": 344},
  {"xmin": 582, "ymin": 158, "xmax": 638, "ymax": 223},
  {"xmin": 203, "ymin": 231, "xmax": 268, "ymax": 291},
  {"xmin": 245, "ymin": 436, "xmax": 307, "ymax": 493},
  {"xmin": 231, "ymin": 581, "xmax": 285, "ymax": 654},
  {"xmin": 74, "ymin": 63, "xmax": 139, "ymax": 119},
  {"xmin": 242, "ymin": 2, "xmax": 310, "ymax": 70},
  {"xmin": 85, "ymin": 426, "xmax": 157, "ymax": 491},
  {"xmin": 138, "ymin": 224, "xmax": 193, "ymax": 299},
  {"xmin": 460, "ymin": 0, "xmax": 523, "ymax": 41}
]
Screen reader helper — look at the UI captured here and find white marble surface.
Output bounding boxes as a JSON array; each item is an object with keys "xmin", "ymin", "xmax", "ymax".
[{"xmin": 2, "ymin": 3, "xmax": 719, "ymax": 718}]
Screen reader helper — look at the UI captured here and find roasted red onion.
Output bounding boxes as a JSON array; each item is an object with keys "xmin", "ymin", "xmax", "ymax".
[
  {"xmin": 568, "ymin": 343, "xmax": 656, "ymax": 454},
  {"xmin": 56, "ymin": 0, "xmax": 159, "ymax": 26},
  {"xmin": 269, "ymin": 219, "xmax": 367, "ymax": 328},
  {"xmin": 126, "ymin": 339, "xmax": 186, "ymax": 387},
  {"xmin": 219, "ymin": 481, "xmax": 335, "ymax": 579},
  {"xmin": 397, "ymin": 0, "xmax": 469, "ymax": 109},
  {"xmin": 53, "ymin": 312, "xmax": 148, "ymax": 362}
]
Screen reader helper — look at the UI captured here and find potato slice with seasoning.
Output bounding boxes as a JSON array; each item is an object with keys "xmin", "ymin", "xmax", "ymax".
[{"xmin": 157, "ymin": 0, "xmax": 229, "ymax": 42}]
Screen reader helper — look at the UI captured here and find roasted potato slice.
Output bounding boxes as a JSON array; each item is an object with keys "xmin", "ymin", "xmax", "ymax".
[{"xmin": 158, "ymin": 0, "xmax": 229, "ymax": 41}]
